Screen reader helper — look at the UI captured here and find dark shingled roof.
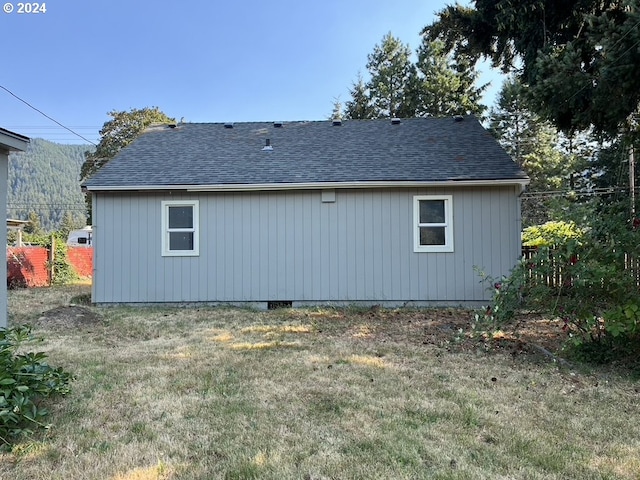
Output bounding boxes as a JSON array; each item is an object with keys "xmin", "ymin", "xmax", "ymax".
[{"xmin": 83, "ymin": 116, "xmax": 528, "ymax": 190}]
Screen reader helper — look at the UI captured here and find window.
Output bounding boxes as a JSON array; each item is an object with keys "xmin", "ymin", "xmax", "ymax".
[
  {"xmin": 162, "ymin": 200, "xmax": 199, "ymax": 256},
  {"xmin": 413, "ymin": 195, "xmax": 453, "ymax": 252}
]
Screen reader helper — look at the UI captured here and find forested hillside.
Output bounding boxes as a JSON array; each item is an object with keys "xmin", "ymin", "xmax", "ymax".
[{"xmin": 7, "ymin": 139, "xmax": 93, "ymax": 231}]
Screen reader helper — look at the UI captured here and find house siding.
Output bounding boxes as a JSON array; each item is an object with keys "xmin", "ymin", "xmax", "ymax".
[{"xmin": 92, "ymin": 187, "xmax": 521, "ymax": 305}]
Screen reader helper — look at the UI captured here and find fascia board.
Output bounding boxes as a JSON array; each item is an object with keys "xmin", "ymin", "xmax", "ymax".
[{"xmin": 86, "ymin": 179, "xmax": 530, "ymax": 192}]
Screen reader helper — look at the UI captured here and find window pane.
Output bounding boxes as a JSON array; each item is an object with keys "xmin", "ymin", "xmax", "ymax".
[
  {"xmin": 169, "ymin": 232, "xmax": 194, "ymax": 251},
  {"xmin": 419, "ymin": 200, "xmax": 445, "ymax": 224},
  {"xmin": 420, "ymin": 227, "xmax": 445, "ymax": 245},
  {"xmin": 168, "ymin": 206, "xmax": 193, "ymax": 229}
]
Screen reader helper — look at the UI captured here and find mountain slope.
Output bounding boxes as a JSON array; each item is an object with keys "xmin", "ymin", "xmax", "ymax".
[{"xmin": 7, "ymin": 139, "xmax": 93, "ymax": 231}]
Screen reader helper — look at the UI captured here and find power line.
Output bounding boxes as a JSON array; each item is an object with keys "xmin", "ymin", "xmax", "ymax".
[{"xmin": 0, "ymin": 85, "xmax": 98, "ymax": 146}]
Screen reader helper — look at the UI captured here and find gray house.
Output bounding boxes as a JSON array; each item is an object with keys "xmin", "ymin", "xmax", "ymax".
[
  {"xmin": 1, "ymin": 128, "xmax": 29, "ymax": 327},
  {"xmin": 83, "ymin": 116, "xmax": 528, "ymax": 307}
]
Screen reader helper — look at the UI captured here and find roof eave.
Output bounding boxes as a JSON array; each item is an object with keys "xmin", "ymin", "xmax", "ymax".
[
  {"xmin": 0, "ymin": 128, "xmax": 30, "ymax": 152},
  {"xmin": 85, "ymin": 178, "xmax": 530, "ymax": 193}
]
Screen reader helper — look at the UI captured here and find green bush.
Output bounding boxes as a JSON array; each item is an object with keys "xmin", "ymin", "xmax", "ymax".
[
  {"xmin": 0, "ymin": 326, "xmax": 72, "ymax": 446},
  {"xmin": 48, "ymin": 234, "xmax": 78, "ymax": 286},
  {"xmin": 479, "ymin": 204, "xmax": 640, "ymax": 361},
  {"xmin": 522, "ymin": 220, "xmax": 584, "ymax": 247}
]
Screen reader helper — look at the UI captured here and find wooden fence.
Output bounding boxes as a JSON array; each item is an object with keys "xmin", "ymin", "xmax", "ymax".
[{"xmin": 522, "ymin": 246, "xmax": 640, "ymax": 288}]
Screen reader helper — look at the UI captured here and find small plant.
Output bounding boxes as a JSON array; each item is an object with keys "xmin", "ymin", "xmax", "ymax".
[{"xmin": 0, "ymin": 326, "xmax": 72, "ymax": 447}]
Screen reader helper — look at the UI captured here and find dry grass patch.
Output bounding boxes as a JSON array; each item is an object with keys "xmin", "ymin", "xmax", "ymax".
[
  {"xmin": 4, "ymin": 286, "xmax": 640, "ymax": 479},
  {"xmin": 111, "ymin": 462, "xmax": 173, "ymax": 480},
  {"xmin": 229, "ymin": 341, "xmax": 303, "ymax": 350},
  {"xmin": 241, "ymin": 324, "xmax": 313, "ymax": 334},
  {"xmin": 348, "ymin": 354, "xmax": 388, "ymax": 368}
]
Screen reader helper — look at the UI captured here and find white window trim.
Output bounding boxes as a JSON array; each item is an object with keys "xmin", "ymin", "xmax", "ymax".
[
  {"xmin": 413, "ymin": 195, "xmax": 454, "ymax": 253},
  {"xmin": 161, "ymin": 200, "xmax": 199, "ymax": 257}
]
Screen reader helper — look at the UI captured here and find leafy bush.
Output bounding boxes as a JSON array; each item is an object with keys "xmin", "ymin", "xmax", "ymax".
[
  {"xmin": 521, "ymin": 220, "xmax": 584, "ymax": 247},
  {"xmin": 48, "ymin": 234, "xmax": 78, "ymax": 286},
  {"xmin": 0, "ymin": 326, "xmax": 72, "ymax": 446},
  {"xmin": 479, "ymin": 204, "xmax": 640, "ymax": 361},
  {"xmin": 17, "ymin": 232, "xmax": 78, "ymax": 286}
]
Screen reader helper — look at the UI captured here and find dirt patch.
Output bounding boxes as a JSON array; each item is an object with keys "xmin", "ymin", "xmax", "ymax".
[
  {"xmin": 35, "ymin": 305, "xmax": 103, "ymax": 328},
  {"xmin": 308, "ymin": 307, "xmax": 568, "ymax": 361}
]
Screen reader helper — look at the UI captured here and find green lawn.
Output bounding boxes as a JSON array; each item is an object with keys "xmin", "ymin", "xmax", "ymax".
[{"xmin": 2, "ymin": 286, "xmax": 639, "ymax": 479}]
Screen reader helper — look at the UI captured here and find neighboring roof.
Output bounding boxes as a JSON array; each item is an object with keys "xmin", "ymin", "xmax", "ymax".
[
  {"xmin": 0, "ymin": 127, "xmax": 29, "ymax": 153},
  {"xmin": 84, "ymin": 116, "xmax": 528, "ymax": 191},
  {"xmin": 6, "ymin": 219, "xmax": 29, "ymax": 229}
]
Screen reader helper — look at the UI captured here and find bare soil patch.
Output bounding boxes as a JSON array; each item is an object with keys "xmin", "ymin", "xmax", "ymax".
[{"xmin": 34, "ymin": 305, "xmax": 103, "ymax": 329}]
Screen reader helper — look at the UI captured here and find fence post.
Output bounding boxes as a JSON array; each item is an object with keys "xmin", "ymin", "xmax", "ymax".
[{"xmin": 48, "ymin": 234, "xmax": 55, "ymax": 286}]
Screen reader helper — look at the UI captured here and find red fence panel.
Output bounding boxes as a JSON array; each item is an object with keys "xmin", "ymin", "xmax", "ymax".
[
  {"xmin": 7, "ymin": 247, "xmax": 50, "ymax": 287},
  {"xmin": 67, "ymin": 247, "xmax": 93, "ymax": 278},
  {"xmin": 7, "ymin": 246, "xmax": 94, "ymax": 287}
]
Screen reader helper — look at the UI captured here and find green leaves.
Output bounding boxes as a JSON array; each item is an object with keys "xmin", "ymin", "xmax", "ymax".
[
  {"xmin": 482, "ymin": 202, "xmax": 640, "ymax": 360},
  {"xmin": 0, "ymin": 326, "xmax": 72, "ymax": 446},
  {"xmin": 81, "ymin": 106, "xmax": 174, "ymax": 181},
  {"xmin": 522, "ymin": 221, "xmax": 585, "ymax": 247},
  {"xmin": 426, "ymin": 0, "xmax": 640, "ymax": 134}
]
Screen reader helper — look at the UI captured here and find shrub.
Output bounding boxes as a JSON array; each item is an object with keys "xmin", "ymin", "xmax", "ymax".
[
  {"xmin": 0, "ymin": 326, "xmax": 72, "ymax": 446},
  {"xmin": 522, "ymin": 220, "xmax": 584, "ymax": 247},
  {"xmin": 479, "ymin": 204, "xmax": 640, "ymax": 361}
]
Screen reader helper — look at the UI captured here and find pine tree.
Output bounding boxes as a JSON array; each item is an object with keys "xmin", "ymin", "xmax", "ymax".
[
  {"xmin": 344, "ymin": 74, "xmax": 374, "ymax": 119},
  {"xmin": 343, "ymin": 34, "xmax": 486, "ymax": 120},
  {"xmin": 365, "ymin": 33, "xmax": 419, "ymax": 118},
  {"xmin": 415, "ymin": 40, "xmax": 487, "ymax": 117},
  {"xmin": 58, "ymin": 211, "xmax": 83, "ymax": 238},
  {"xmin": 24, "ymin": 211, "xmax": 42, "ymax": 235},
  {"xmin": 489, "ymin": 78, "xmax": 589, "ymax": 226}
]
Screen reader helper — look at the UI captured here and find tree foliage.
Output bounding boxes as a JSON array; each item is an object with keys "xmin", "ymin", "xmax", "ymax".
[
  {"xmin": 344, "ymin": 73, "xmax": 375, "ymax": 120},
  {"xmin": 344, "ymin": 33, "xmax": 486, "ymax": 119},
  {"xmin": 415, "ymin": 40, "xmax": 487, "ymax": 117},
  {"xmin": 480, "ymin": 201, "xmax": 640, "ymax": 362},
  {"xmin": 489, "ymin": 78, "xmax": 594, "ymax": 226},
  {"xmin": 364, "ymin": 33, "xmax": 419, "ymax": 118},
  {"xmin": 424, "ymin": 0, "xmax": 640, "ymax": 134},
  {"xmin": 81, "ymin": 107, "xmax": 174, "ymax": 181}
]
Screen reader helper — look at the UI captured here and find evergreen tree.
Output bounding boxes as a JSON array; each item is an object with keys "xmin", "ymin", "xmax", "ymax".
[
  {"xmin": 424, "ymin": 0, "xmax": 640, "ymax": 134},
  {"xmin": 330, "ymin": 98, "xmax": 343, "ymax": 120},
  {"xmin": 24, "ymin": 211, "xmax": 42, "ymax": 235},
  {"xmin": 343, "ymin": 33, "xmax": 487, "ymax": 120},
  {"xmin": 415, "ymin": 40, "xmax": 487, "ymax": 117},
  {"xmin": 490, "ymin": 78, "xmax": 590, "ymax": 226},
  {"xmin": 344, "ymin": 73, "xmax": 374, "ymax": 119},
  {"xmin": 58, "ymin": 211, "xmax": 84, "ymax": 238},
  {"xmin": 365, "ymin": 33, "xmax": 419, "ymax": 118}
]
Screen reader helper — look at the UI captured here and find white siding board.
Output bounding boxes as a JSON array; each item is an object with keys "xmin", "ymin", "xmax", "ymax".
[{"xmin": 92, "ymin": 187, "xmax": 521, "ymax": 304}]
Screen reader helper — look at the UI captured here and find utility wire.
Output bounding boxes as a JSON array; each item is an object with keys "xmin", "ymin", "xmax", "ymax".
[{"xmin": 0, "ymin": 85, "xmax": 97, "ymax": 146}]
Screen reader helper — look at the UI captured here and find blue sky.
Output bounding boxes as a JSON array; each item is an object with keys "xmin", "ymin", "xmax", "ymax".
[{"xmin": 0, "ymin": 0, "xmax": 503, "ymax": 145}]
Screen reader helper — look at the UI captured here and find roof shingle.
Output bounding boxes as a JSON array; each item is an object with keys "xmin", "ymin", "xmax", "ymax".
[{"xmin": 83, "ymin": 116, "xmax": 528, "ymax": 189}]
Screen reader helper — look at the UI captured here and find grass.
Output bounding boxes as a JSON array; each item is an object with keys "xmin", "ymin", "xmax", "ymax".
[{"xmin": 3, "ymin": 286, "xmax": 640, "ymax": 479}]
